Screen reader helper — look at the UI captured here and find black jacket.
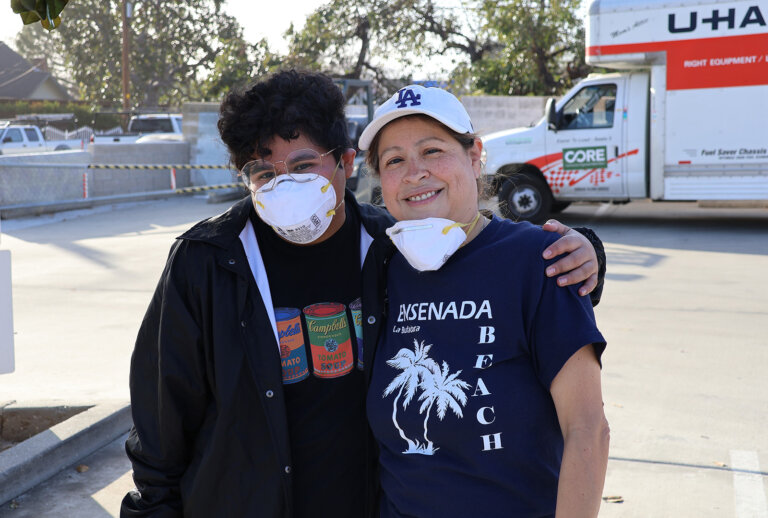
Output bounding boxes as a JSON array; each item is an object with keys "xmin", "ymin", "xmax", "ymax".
[{"xmin": 121, "ymin": 192, "xmax": 394, "ymax": 518}]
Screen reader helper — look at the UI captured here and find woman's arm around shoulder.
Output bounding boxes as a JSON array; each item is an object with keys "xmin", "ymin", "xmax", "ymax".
[{"xmin": 550, "ymin": 344, "xmax": 610, "ymax": 518}]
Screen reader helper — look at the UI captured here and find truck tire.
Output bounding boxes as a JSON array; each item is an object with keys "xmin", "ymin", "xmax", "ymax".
[{"xmin": 499, "ymin": 174, "xmax": 553, "ymax": 224}]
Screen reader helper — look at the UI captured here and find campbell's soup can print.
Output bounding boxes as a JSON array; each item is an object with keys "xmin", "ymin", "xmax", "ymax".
[
  {"xmin": 303, "ymin": 302, "xmax": 354, "ymax": 378},
  {"xmin": 349, "ymin": 298, "xmax": 364, "ymax": 370},
  {"xmin": 275, "ymin": 307, "xmax": 310, "ymax": 384}
]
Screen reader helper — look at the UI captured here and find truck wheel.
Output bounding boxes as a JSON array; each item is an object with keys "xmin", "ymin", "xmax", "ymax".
[
  {"xmin": 550, "ymin": 201, "xmax": 571, "ymax": 213},
  {"xmin": 499, "ymin": 174, "xmax": 552, "ymax": 223}
]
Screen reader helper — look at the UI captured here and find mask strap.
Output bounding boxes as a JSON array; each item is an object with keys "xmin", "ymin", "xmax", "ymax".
[
  {"xmin": 322, "ymin": 156, "xmax": 344, "ymax": 217},
  {"xmin": 320, "ymin": 157, "xmax": 342, "ymax": 194},
  {"xmin": 326, "ymin": 198, "xmax": 345, "ymax": 218},
  {"xmin": 442, "ymin": 212, "xmax": 481, "ymax": 235}
]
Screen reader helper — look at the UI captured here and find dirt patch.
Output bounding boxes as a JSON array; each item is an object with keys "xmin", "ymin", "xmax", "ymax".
[{"xmin": 0, "ymin": 402, "xmax": 91, "ymax": 452}]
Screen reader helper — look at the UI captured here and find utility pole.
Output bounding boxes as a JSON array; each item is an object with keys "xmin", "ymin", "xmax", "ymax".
[{"xmin": 121, "ymin": 0, "xmax": 133, "ymax": 111}]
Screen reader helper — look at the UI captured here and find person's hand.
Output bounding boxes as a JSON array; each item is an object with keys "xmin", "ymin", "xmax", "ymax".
[{"xmin": 541, "ymin": 219, "xmax": 598, "ymax": 296}]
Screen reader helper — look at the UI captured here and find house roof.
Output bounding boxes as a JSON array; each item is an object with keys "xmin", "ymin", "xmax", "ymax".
[{"xmin": 0, "ymin": 41, "xmax": 71, "ymax": 100}]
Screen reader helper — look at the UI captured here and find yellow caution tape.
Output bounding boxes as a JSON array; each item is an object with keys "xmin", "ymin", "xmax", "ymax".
[
  {"xmin": 175, "ymin": 184, "xmax": 242, "ymax": 193},
  {"xmin": 87, "ymin": 164, "xmax": 232, "ymax": 170}
]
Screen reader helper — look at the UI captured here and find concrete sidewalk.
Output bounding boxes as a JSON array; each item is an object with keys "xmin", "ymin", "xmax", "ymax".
[
  {"xmin": 0, "ymin": 403, "xmax": 132, "ymax": 515},
  {"xmin": 0, "ymin": 196, "xmax": 235, "ymax": 513},
  {"xmin": 0, "ymin": 197, "xmax": 766, "ymax": 516},
  {"xmin": 0, "ymin": 434, "xmax": 133, "ymax": 517}
]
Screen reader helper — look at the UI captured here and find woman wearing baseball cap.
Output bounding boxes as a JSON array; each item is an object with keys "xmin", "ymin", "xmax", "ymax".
[{"xmin": 360, "ymin": 85, "xmax": 609, "ymax": 518}]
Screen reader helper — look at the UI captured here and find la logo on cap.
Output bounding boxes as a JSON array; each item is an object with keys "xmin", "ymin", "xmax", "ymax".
[{"xmin": 395, "ymin": 88, "xmax": 422, "ymax": 108}]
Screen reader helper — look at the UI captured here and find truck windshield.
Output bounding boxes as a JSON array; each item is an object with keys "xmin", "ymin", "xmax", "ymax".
[{"xmin": 560, "ymin": 84, "xmax": 617, "ymax": 130}]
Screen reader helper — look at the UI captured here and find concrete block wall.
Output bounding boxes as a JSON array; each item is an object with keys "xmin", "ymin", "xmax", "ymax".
[
  {"xmin": 89, "ymin": 142, "xmax": 191, "ymax": 197},
  {"xmin": 183, "ymin": 103, "xmax": 236, "ymax": 186},
  {"xmin": 0, "ymin": 143, "xmax": 191, "ymax": 206},
  {"xmin": 0, "ymin": 151, "xmax": 90, "ymax": 206},
  {"xmin": 460, "ymin": 95, "xmax": 550, "ymax": 135}
]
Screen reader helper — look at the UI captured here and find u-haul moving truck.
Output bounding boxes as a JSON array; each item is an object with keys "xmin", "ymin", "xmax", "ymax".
[{"xmin": 481, "ymin": 0, "xmax": 768, "ymax": 222}]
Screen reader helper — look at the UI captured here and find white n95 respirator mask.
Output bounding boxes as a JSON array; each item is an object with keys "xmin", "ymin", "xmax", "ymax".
[
  {"xmin": 386, "ymin": 214, "xmax": 481, "ymax": 272},
  {"xmin": 253, "ymin": 173, "xmax": 341, "ymax": 244}
]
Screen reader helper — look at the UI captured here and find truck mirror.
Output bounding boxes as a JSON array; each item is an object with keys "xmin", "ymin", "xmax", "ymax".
[{"xmin": 545, "ymin": 98, "xmax": 557, "ymax": 131}]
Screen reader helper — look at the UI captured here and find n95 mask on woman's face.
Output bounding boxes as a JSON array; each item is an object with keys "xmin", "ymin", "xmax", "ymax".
[
  {"xmin": 386, "ymin": 217, "xmax": 469, "ymax": 272},
  {"xmin": 253, "ymin": 174, "xmax": 338, "ymax": 244}
]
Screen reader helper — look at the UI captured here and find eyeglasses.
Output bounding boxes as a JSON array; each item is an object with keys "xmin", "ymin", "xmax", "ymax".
[{"xmin": 240, "ymin": 147, "xmax": 339, "ymax": 191}]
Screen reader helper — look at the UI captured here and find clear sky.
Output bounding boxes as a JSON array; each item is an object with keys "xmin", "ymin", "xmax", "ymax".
[{"xmin": 0, "ymin": 0, "xmax": 324, "ymax": 51}]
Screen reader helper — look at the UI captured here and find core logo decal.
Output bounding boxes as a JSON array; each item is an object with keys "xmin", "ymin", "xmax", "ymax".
[
  {"xmin": 562, "ymin": 146, "xmax": 608, "ymax": 170},
  {"xmin": 527, "ymin": 148, "xmax": 639, "ymax": 194}
]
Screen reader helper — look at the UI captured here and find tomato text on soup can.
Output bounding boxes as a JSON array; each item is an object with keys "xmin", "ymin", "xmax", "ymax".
[{"xmin": 303, "ymin": 302, "xmax": 354, "ymax": 379}]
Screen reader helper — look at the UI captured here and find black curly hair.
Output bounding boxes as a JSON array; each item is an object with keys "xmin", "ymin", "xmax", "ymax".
[{"xmin": 217, "ymin": 69, "xmax": 351, "ymax": 171}]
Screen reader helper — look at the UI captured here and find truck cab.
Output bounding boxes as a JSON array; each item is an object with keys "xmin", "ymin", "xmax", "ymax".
[
  {"xmin": 0, "ymin": 124, "xmax": 45, "ymax": 155},
  {"xmin": 482, "ymin": 72, "xmax": 649, "ymax": 222}
]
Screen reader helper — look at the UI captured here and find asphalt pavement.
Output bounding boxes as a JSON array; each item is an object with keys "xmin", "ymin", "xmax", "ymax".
[{"xmin": 0, "ymin": 196, "xmax": 766, "ymax": 517}]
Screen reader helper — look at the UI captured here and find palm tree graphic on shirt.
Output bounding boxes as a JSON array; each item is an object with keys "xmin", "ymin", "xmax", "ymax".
[{"xmin": 383, "ymin": 339, "xmax": 469, "ymax": 455}]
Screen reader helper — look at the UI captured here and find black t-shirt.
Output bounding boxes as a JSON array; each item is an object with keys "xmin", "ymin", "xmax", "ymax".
[{"xmin": 251, "ymin": 204, "xmax": 366, "ymax": 518}]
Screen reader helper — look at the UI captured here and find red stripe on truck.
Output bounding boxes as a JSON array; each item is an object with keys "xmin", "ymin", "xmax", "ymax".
[
  {"xmin": 526, "ymin": 152, "xmax": 563, "ymax": 169},
  {"xmin": 587, "ymin": 33, "xmax": 768, "ymax": 90},
  {"xmin": 525, "ymin": 148, "xmax": 639, "ymax": 194}
]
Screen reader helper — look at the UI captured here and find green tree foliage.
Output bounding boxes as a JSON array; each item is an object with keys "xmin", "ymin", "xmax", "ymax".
[
  {"xmin": 10, "ymin": 0, "xmax": 588, "ymax": 103},
  {"xmin": 14, "ymin": 0, "xmax": 263, "ymax": 108},
  {"xmin": 283, "ymin": 0, "xmax": 498, "ymax": 97},
  {"xmin": 471, "ymin": 0, "xmax": 588, "ymax": 95},
  {"xmin": 199, "ymin": 37, "xmax": 280, "ymax": 103},
  {"xmin": 282, "ymin": 0, "xmax": 404, "ymax": 94},
  {"xmin": 15, "ymin": 2, "xmax": 122, "ymax": 105},
  {"xmin": 286, "ymin": 0, "xmax": 588, "ymax": 97}
]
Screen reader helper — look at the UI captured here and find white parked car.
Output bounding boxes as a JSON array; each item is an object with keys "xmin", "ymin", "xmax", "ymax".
[
  {"xmin": 91, "ymin": 114, "xmax": 183, "ymax": 144},
  {"xmin": 0, "ymin": 123, "xmax": 77, "ymax": 155}
]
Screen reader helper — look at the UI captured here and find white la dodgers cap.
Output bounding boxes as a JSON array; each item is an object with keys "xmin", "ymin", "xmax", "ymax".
[{"xmin": 358, "ymin": 84, "xmax": 474, "ymax": 151}]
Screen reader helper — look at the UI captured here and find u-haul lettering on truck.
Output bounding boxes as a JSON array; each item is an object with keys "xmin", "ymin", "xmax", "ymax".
[
  {"xmin": 562, "ymin": 146, "xmax": 608, "ymax": 170},
  {"xmin": 668, "ymin": 5, "xmax": 766, "ymax": 34}
]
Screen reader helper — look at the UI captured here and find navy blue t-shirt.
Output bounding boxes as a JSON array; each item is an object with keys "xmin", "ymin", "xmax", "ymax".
[{"xmin": 366, "ymin": 216, "xmax": 606, "ymax": 518}]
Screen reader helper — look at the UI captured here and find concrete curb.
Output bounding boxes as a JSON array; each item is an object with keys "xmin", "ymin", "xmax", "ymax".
[
  {"xmin": 0, "ymin": 401, "xmax": 132, "ymax": 506},
  {"xmin": 0, "ymin": 191, "xmax": 179, "ymax": 219}
]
